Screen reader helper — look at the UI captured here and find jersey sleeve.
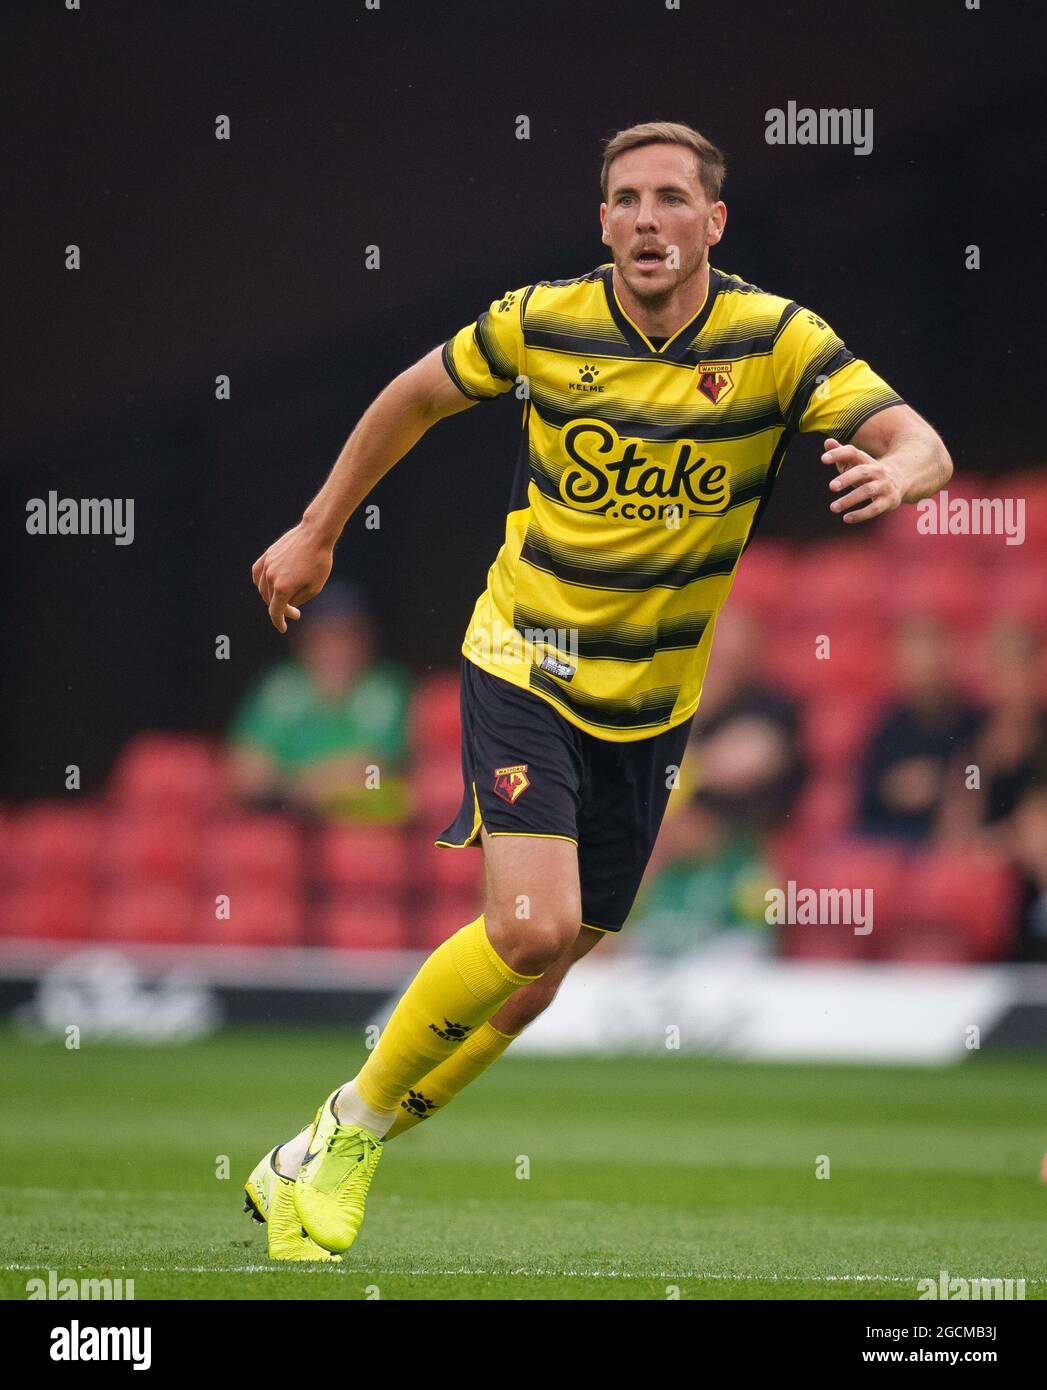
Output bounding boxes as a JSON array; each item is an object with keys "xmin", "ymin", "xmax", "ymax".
[
  {"xmin": 772, "ymin": 302, "xmax": 904, "ymax": 440},
  {"xmin": 441, "ymin": 285, "xmax": 529, "ymax": 400}
]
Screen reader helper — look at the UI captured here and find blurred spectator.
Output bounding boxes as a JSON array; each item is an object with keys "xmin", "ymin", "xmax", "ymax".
[
  {"xmin": 938, "ymin": 619, "xmax": 1047, "ymax": 844},
  {"xmin": 858, "ymin": 615, "xmax": 979, "ymax": 841},
  {"xmin": 628, "ymin": 790, "xmax": 774, "ymax": 955},
  {"xmin": 682, "ymin": 607, "xmax": 805, "ymax": 833},
  {"xmin": 971, "ymin": 621, "xmax": 1046, "ymax": 825},
  {"xmin": 229, "ymin": 582, "xmax": 412, "ymax": 823},
  {"xmin": 1011, "ymin": 787, "xmax": 1047, "ymax": 962},
  {"xmin": 937, "ymin": 619, "xmax": 1047, "ymax": 954}
]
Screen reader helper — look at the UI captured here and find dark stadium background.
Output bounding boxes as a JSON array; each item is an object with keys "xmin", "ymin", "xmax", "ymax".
[
  {"xmin": 5, "ymin": 0, "xmax": 1047, "ymax": 1320},
  {"xmin": 3, "ymin": 0, "xmax": 1044, "ymax": 795}
]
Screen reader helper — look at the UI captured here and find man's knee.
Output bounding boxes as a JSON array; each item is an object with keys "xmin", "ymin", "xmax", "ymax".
[
  {"xmin": 481, "ymin": 832, "xmax": 582, "ymax": 973},
  {"xmin": 484, "ymin": 902, "xmax": 581, "ymax": 974}
]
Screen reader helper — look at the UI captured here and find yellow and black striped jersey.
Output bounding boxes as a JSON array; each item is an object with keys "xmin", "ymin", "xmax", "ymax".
[{"xmin": 441, "ymin": 262, "xmax": 902, "ymax": 741}]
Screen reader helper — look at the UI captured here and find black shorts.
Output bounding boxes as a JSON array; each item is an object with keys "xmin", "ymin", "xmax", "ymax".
[{"xmin": 435, "ymin": 655, "xmax": 694, "ymax": 932}]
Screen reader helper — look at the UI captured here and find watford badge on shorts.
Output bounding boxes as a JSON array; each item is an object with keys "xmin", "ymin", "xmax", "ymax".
[
  {"xmin": 696, "ymin": 361, "xmax": 734, "ymax": 404},
  {"xmin": 493, "ymin": 764, "xmax": 530, "ymax": 804}
]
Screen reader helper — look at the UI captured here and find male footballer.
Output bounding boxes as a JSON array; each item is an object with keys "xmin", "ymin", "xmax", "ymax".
[{"xmin": 244, "ymin": 120, "xmax": 953, "ymax": 1258}]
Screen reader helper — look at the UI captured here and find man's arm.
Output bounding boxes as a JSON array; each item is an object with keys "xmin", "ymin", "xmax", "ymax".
[
  {"xmin": 252, "ymin": 346, "xmax": 475, "ymax": 631},
  {"xmin": 821, "ymin": 403, "xmax": 953, "ymax": 525}
]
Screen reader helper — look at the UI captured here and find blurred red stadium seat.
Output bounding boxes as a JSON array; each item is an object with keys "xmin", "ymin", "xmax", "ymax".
[
  {"xmin": 95, "ymin": 884, "xmax": 198, "ymax": 943},
  {"xmin": 318, "ymin": 895, "xmax": 409, "ymax": 950},
  {"xmin": 875, "ymin": 848, "xmax": 1019, "ymax": 962},
  {"xmin": 787, "ymin": 541, "xmax": 888, "ymax": 626},
  {"xmin": 801, "ymin": 697, "xmax": 884, "ymax": 773},
  {"xmin": 883, "ymin": 556, "xmax": 990, "ymax": 631},
  {"xmin": 205, "ymin": 887, "xmax": 305, "ymax": 947},
  {"xmin": 3, "ymin": 883, "xmax": 96, "ymax": 939},
  {"xmin": 725, "ymin": 541, "xmax": 797, "ymax": 622},
  {"xmin": 986, "ymin": 561, "xmax": 1047, "ymax": 636},
  {"xmin": 778, "ymin": 921, "xmax": 876, "ymax": 962},
  {"xmin": 318, "ymin": 826, "xmax": 408, "ymax": 892},
  {"xmin": 100, "ymin": 814, "xmax": 199, "ymax": 887},
  {"xmin": 416, "ymin": 837, "xmax": 484, "ymax": 894},
  {"xmin": 409, "ymin": 672, "xmax": 461, "ymax": 756},
  {"xmin": 998, "ymin": 471, "xmax": 1047, "ymax": 551},
  {"xmin": 785, "ymin": 775, "xmax": 859, "ymax": 842},
  {"xmin": 776, "ymin": 838, "xmax": 905, "ymax": 900},
  {"xmin": 775, "ymin": 839, "xmax": 903, "ymax": 961},
  {"xmin": 204, "ymin": 814, "xmax": 302, "ymax": 891},
  {"xmin": 14, "ymin": 803, "xmax": 102, "ymax": 884},
  {"xmin": 417, "ymin": 891, "xmax": 477, "ymax": 948},
  {"xmin": 873, "ymin": 922, "xmax": 972, "ymax": 964},
  {"xmin": 409, "ymin": 753, "xmax": 466, "ymax": 830},
  {"xmin": 765, "ymin": 627, "xmax": 890, "ymax": 703},
  {"xmin": 110, "ymin": 734, "xmax": 225, "ymax": 815}
]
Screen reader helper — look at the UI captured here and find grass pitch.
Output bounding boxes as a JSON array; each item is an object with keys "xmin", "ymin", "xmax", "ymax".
[{"xmin": 1, "ymin": 1026, "xmax": 1045, "ymax": 1300}]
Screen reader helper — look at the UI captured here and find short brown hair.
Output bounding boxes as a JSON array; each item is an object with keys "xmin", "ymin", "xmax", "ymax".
[{"xmin": 600, "ymin": 121, "xmax": 726, "ymax": 203}]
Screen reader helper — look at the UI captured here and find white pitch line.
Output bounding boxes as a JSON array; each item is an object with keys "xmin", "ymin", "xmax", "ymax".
[
  {"xmin": 1, "ymin": 1186, "xmax": 186, "ymax": 1203},
  {"xmin": 3, "ymin": 1263, "xmax": 1045, "ymax": 1282}
]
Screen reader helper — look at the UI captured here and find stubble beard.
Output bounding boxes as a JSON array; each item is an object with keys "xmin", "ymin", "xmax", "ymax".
[{"xmin": 616, "ymin": 240, "xmax": 708, "ymax": 311}]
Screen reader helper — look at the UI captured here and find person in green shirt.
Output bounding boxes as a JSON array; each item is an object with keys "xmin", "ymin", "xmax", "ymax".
[
  {"xmin": 627, "ymin": 789, "xmax": 775, "ymax": 956},
  {"xmin": 230, "ymin": 582, "xmax": 412, "ymax": 824}
]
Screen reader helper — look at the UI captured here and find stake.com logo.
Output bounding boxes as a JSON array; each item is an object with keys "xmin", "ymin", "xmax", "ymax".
[{"xmin": 557, "ymin": 419, "xmax": 731, "ymax": 522}]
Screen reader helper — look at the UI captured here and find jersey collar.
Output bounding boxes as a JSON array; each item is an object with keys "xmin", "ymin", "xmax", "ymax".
[{"xmin": 601, "ymin": 263, "xmax": 721, "ymax": 362}]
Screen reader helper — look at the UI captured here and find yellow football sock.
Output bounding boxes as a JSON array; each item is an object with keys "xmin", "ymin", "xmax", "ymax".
[
  {"xmin": 383, "ymin": 1020, "xmax": 518, "ymax": 1139},
  {"xmin": 354, "ymin": 915, "xmax": 540, "ymax": 1115}
]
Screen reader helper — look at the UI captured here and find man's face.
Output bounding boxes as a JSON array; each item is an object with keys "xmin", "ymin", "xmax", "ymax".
[
  {"xmin": 600, "ymin": 143, "xmax": 725, "ymax": 303},
  {"xmin": 299, "ymin": 616, "xmax": 371, "ymax": 697},
  {"xmin": 895, "ymin": 621, "xmax": 952, "ymax": 701}
]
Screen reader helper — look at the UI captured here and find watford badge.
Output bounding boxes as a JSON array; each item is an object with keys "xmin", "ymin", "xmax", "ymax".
[
  {"xmin": 493, "ymin": 764, "xmax": 530, "ymax": 803},
  {"xmin": 697, "ymin": 361, "xmax": 734, "ymax": 404}
]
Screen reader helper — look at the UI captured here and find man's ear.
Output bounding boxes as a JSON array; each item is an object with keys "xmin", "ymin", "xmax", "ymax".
[
  {"xmin": 707, "ymin": 201, "xmax": 727, "ymax": 247},
  {"xmin": 599, "ymin": 202, "xmax": 610, "ymax": 246}
]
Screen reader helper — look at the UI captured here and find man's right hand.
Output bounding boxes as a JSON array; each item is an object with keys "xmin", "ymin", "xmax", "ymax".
[
  {"xmin": 249, "ymin": 344, "xmax": 470, "ymax": 633},
  {"xmin": 251, "ymin": 520, "xmax": 335, "ymax": 633}
]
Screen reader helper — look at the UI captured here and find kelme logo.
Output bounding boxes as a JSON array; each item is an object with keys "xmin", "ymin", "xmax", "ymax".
[
  {"xmin": 569, "ymin": 363, "xmax": 605, "ymax": 393},
  {"xmin": 429, "ymin": 1018, "xmax": 474, "ymax": 1041},
  {"xmin": 402, "ymin": 1089, "xmax": 438, "ymax": 1119},
  {"xmin": 558, "ymin": 419, "xmax": 730, "ymax": 520}
]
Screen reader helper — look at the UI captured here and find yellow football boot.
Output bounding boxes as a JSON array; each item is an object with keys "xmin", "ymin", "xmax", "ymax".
[
  {"xmin": 243, "ymin": 1147, "xmax": 342, "ymax": 1262},
  {"xmin": 293, "ymin": 1091, "xmax": 385, "ymax": 1253}
]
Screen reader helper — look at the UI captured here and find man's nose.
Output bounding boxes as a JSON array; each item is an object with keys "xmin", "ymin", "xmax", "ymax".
[{"xmin": 635, "ymin": 199, "xmax": 659, "ymax": 228}]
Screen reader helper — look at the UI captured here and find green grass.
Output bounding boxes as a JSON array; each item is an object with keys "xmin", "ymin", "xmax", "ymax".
[{"xmin": 1, "ymin": 1026, "xmax": 1045, "ymax": 1299}]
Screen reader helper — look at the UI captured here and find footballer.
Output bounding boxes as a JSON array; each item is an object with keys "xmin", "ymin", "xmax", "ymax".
[{"xmin": 245, "ymin": 120, "xmax": 953, "ymax": 1258}]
